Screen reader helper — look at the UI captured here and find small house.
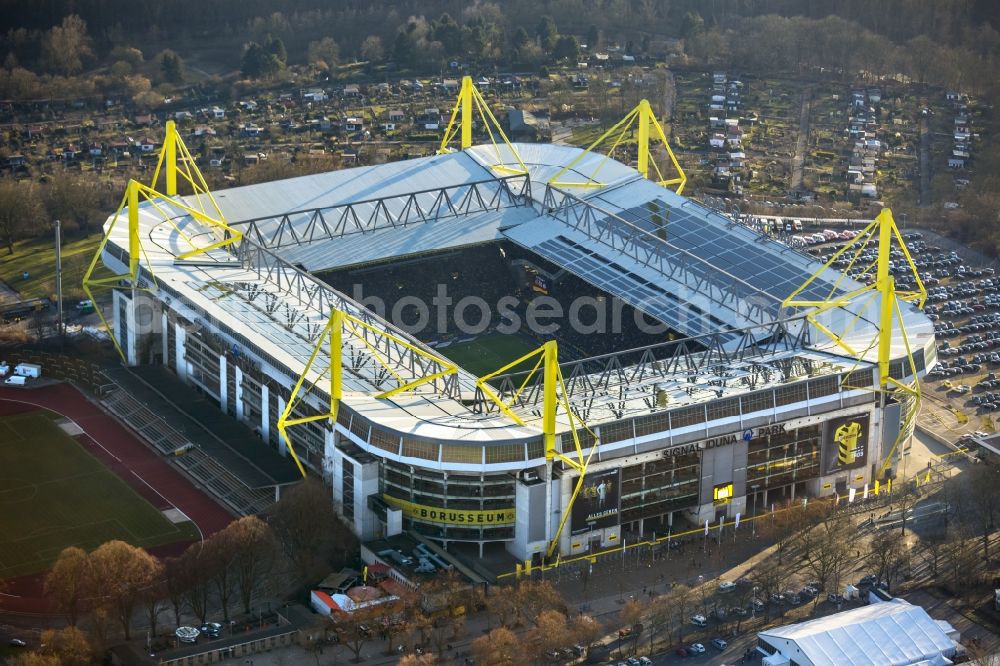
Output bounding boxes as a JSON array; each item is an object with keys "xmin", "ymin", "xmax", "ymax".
[
  {"xmin": 441, "ymin": 79, "xmax": 459, "ymax": 94},
  {"xmin": 344, "ymin": 117, "xmax": 363, "ymax": 132},
  {"xmin": 193, "ymin": 125, "xmax": 216, "ymax": 137},
  {"xmin": 88, "ymin": 143, "xmax": 102, "ymax": 157},
  {"xmin": 709, "ymin": 133, "xmax": 726, "ymax": 149},
  {"xmin": 946, "ymin": 90, "xmax": 961, "ymax": 102},
  {"xmin": 210, "ymin": 106, "xmax": 225, "ymax": 120},
  {"xmin": 302, "ymin": 89, "xmax": 328, "ymax": 102},
  {"xmin": 712, "ymin": 72, "xmax": 726, "ymax": 84},
  {"xmin": 241, "ymin": 123, "xmax": 261, "ymax": 137},
  {"xmin": 343, "ymin": 84, "xmax": 361, "ymax": 98},
  {"xmin": 174, "ymin": 111, "xmax": 193, "ymax": 121},
  {"xmin": 139, "ymin": 138, "xmax": 157, "ymax": 152},
  {"xmin": 948, "ymin": 156, "xmax": 966, "ymax": 169}
]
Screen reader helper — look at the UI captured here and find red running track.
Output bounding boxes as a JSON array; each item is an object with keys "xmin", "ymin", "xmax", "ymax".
[{"xmin": 0, "ymin": 383, "xmax": 235, "ymax": 617}]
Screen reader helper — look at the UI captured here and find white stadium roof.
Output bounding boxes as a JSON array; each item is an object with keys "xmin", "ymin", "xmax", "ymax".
[{"xmin": 101, "ymin": 142, "xmax": 934, "ymax": 442}]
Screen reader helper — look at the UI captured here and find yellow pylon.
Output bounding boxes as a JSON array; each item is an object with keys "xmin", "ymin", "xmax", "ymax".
[
  {"xmin": 548, "ymin": 99, "xmax": 686, "ymax": 193},
  {"xmin": 438, "ymin": 75, "xmax": 528, "ymax": 176},
  {"xmin": 476, "ymin": 341, "xmax": 599, "ymax": 559}
]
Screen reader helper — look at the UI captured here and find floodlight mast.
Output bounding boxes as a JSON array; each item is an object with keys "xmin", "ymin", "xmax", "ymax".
[
  {"xmin": 782, "ymin": 207, "xmax": 926, "ymax": 482},
  {"xmin": 475, "ymin": 340, "xmax": 600, "ymax": 561},
  {"xmin": 82, "ymin": 120, "xmax": 242, "ymax": 363}
]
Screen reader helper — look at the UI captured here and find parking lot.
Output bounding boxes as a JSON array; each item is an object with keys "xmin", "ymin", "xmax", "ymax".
[{"xmin": 750, "ymin": 220, "xmax": 1000, "ymax": 449}]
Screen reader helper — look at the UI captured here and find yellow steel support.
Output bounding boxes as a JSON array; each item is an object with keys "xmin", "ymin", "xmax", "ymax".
[
  {"xmin": 476, "ymin": 341, "xmax": 599, "ymax": 558},
  {"xmin": 438, "ymin": 75, "xmax": 528, "ymax": 176},
  {"xmin": 82, "ymin": 119, "xmax": 244, "ymax": 363},
  {"xmin": 542, "ymin": 340, "xmax": 558, "ymax": 459},
  {"xmin": 782, "ymin": 207, "xmax": 926, "ymax": 482},
  {"xmin": 277, "ymin": 309, "xmax": 458, "ymax": 478},
  {"xmin": 164, "ymin": 120, "xmax": 177, "ymax": 196},
  {"xmin": 548, "ymin": 99, "xmax": 686, "ymax": 193},
  {"xmin": 460, "ymin": 76, "xmax": 472, "ymax": 150}
]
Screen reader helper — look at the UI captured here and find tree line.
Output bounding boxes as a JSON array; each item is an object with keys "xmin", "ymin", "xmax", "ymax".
[{"xmin": 16, "ymin": 478, "xmax": 357, "ymax": 662}]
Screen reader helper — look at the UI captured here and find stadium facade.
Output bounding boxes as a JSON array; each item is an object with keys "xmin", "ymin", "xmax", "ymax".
[{"xmin": 97, "ymin": 135, "xmax": 934, "ymax": 564}]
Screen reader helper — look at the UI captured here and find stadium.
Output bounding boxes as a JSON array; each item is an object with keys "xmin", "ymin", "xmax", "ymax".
[{"xmin": 88, "ymin": 80, "xmax": 935, "ymax": 568}]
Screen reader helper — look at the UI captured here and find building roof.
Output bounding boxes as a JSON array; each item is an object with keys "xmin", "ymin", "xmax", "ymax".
[
  {"xmin": 759, "ymin": 600, "xmax": 957, "ymax": 666},
  {"xmin": 100, "ymin": 140, "xmax": 934, "ymax": 446}
]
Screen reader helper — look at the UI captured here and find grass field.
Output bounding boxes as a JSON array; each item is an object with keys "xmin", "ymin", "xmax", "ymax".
[
  {"xmin": 0, "ymin": 234, "xmax": 112, "ymax": 302},
  {"xmin": 0, "ymin": 410, "xmax": 198, "ymax": 579},
  {"xmin": 436, "ymin": 332, "xmax": 541, "ymax": 377}
]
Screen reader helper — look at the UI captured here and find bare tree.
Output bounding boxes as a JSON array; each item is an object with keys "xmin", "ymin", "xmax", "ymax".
[
  {"xmin": 180, "ymin": 543, "xmax": 212, "ymax": 624},
  {"xmin": 269, "ymin": 477, "xmax": 357, "ymax": 581},
  {"xmin": 752, "ymin": 559, "xmax": 790, "ymax": 621},
  {"xmin": 866, "ymin": 530, "xmax": 907, "ymax": 591},
  {"xmin": 759, "ymin": 502, "xmax": 825, "ymax": 564},
  {"xmin": 333, "ymin": 605, "xmax": 381, "ymax": 663},
  {"xmin": 0, "ymin": 180, "xmax": 43, "ymax": 254},
  {"xmin": 38, "ymin": 627, "xmax": 92, "ymax": 666},
  {"xmin": 797, "ymin": 513, "xmax": 853, "ymax": 604},
  {"xmin": 87, "ymin": 541, "xmax": 161, "ymax": 640},
  {"xmin": 162, "ymin": 555, "xmax": 188, "ymax": 626},
  {"xmin": 228, "ymin": 515, "xmax": 278, "ymax": 614},
  {"xmin": 44, "ymin": 546, "xmax": 90, "ymax": 626},
  {"xmin": 40, "ymin": 15, "xmax": 93, "ymax": 75},
  {"xmin": 472, "ymin": 626, "xmax": 524, "ymax": 666},
  {"xmin": 141, "ymin": 557, "xmax": 167, "ymax": 638}
]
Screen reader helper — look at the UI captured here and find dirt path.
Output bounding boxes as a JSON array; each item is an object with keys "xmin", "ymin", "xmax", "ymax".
[
  {"xmin": 919, "ymin": 114, "xmax": 931, "ymax": 206},
  {"xmin": 789, "ymin": 86, "xmax": 813, "ymax": 193}
]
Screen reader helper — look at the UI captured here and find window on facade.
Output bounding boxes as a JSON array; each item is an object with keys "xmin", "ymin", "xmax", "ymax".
[
  {"xmin": 672, "ymin": 405, "xmax": 705, "ymax": 428},
  {"xmin": 599, "ymin": 420, "xmax": 634, "ymax": 443},
  {"xmin": 484, "ymin": 443, "xmax": 524, "ymax": 464},
  {"xmin": 634, "ymin": 412, "xmax": 670, "ymax": 437},
  {"xmin": 741, "ymin": 390, "xmax": 775, "ymax": 414},
  {"xmin": 369, "ymin": 427, "xmax": 400, "ymax": 454},
  {"xmin": 775, "ymin": 383, "xmax": 808, "ymax": 406},
  {"xmin": 442, "ymin": 444, "xmax": 483, "ymax": 464},
  {"xmin": 809, "ymin": 376, "xmax": 839, "ymax": 398},
  {"xmin": 706, "ymin": 398, "xmax": 739, "ymax": 421},
  {"xmin": 401, "ymin": 439, "xmax": 439, "ymax": 461}
]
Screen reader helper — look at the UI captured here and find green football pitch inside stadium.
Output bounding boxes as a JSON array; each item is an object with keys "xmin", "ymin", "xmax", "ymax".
[
  {"xmin": 0, "ymin": 411, "xmax": 198, "ymax": 579},
  {"xmin": 437, "ymin": 332, "xmax": 541, "ymax": 377}
]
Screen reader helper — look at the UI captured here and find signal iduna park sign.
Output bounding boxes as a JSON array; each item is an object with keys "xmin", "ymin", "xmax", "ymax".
[
  {"xmin": 383, "ymin": 495, "xmax": 515, "ymax": 525},
  {"xmin": 663, "ymin": 423, "xmax": 788, "ymax": 458}
]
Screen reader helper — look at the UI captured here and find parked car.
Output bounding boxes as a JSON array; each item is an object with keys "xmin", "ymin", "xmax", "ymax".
[
  {"xmin": 711, "ymin": 638, "xmax": 728, "ymax": 650},
  {"xmin": 690, "ymin": 614, "xmax": 708, "ymax": 627},
  {"xmin": 689, "ymin": 643, "xmax": 706, "ymax": 654},
  {"xmin": 718, "ymin": 581, "xmax": 736, "ymax": 593},
  {"xmin": 200, "ymin": 622, "xmax": 222, "ymax": 638}
]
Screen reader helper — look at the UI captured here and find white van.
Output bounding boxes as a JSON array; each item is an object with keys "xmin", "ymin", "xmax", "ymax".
[
  {"xmin": 5, "ymin": 375, "xmax": 26, "ymax": 386},
  {"xmin": 792, "ymin": 219, "xmax": 804, "ymax": 231},
  {"xmin": 0, "ymin": 361, "xmax": 8, "ymax": 377},
  {"xmin": 14, "ymin": 363, "xmax": 41, "ymax": 378}
]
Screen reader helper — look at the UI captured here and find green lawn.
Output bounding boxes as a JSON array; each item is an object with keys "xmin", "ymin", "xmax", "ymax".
[
  {"xmin": 0, "ymin": 410, "xmax": 198, "ymax": 579},
  {"xmin": 0, "ymin": 234, "xmax": 112, "ymax": 302},
  {"xmin": 436, "ymin": 332, "xmax": 541, "ymax": 377}
]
